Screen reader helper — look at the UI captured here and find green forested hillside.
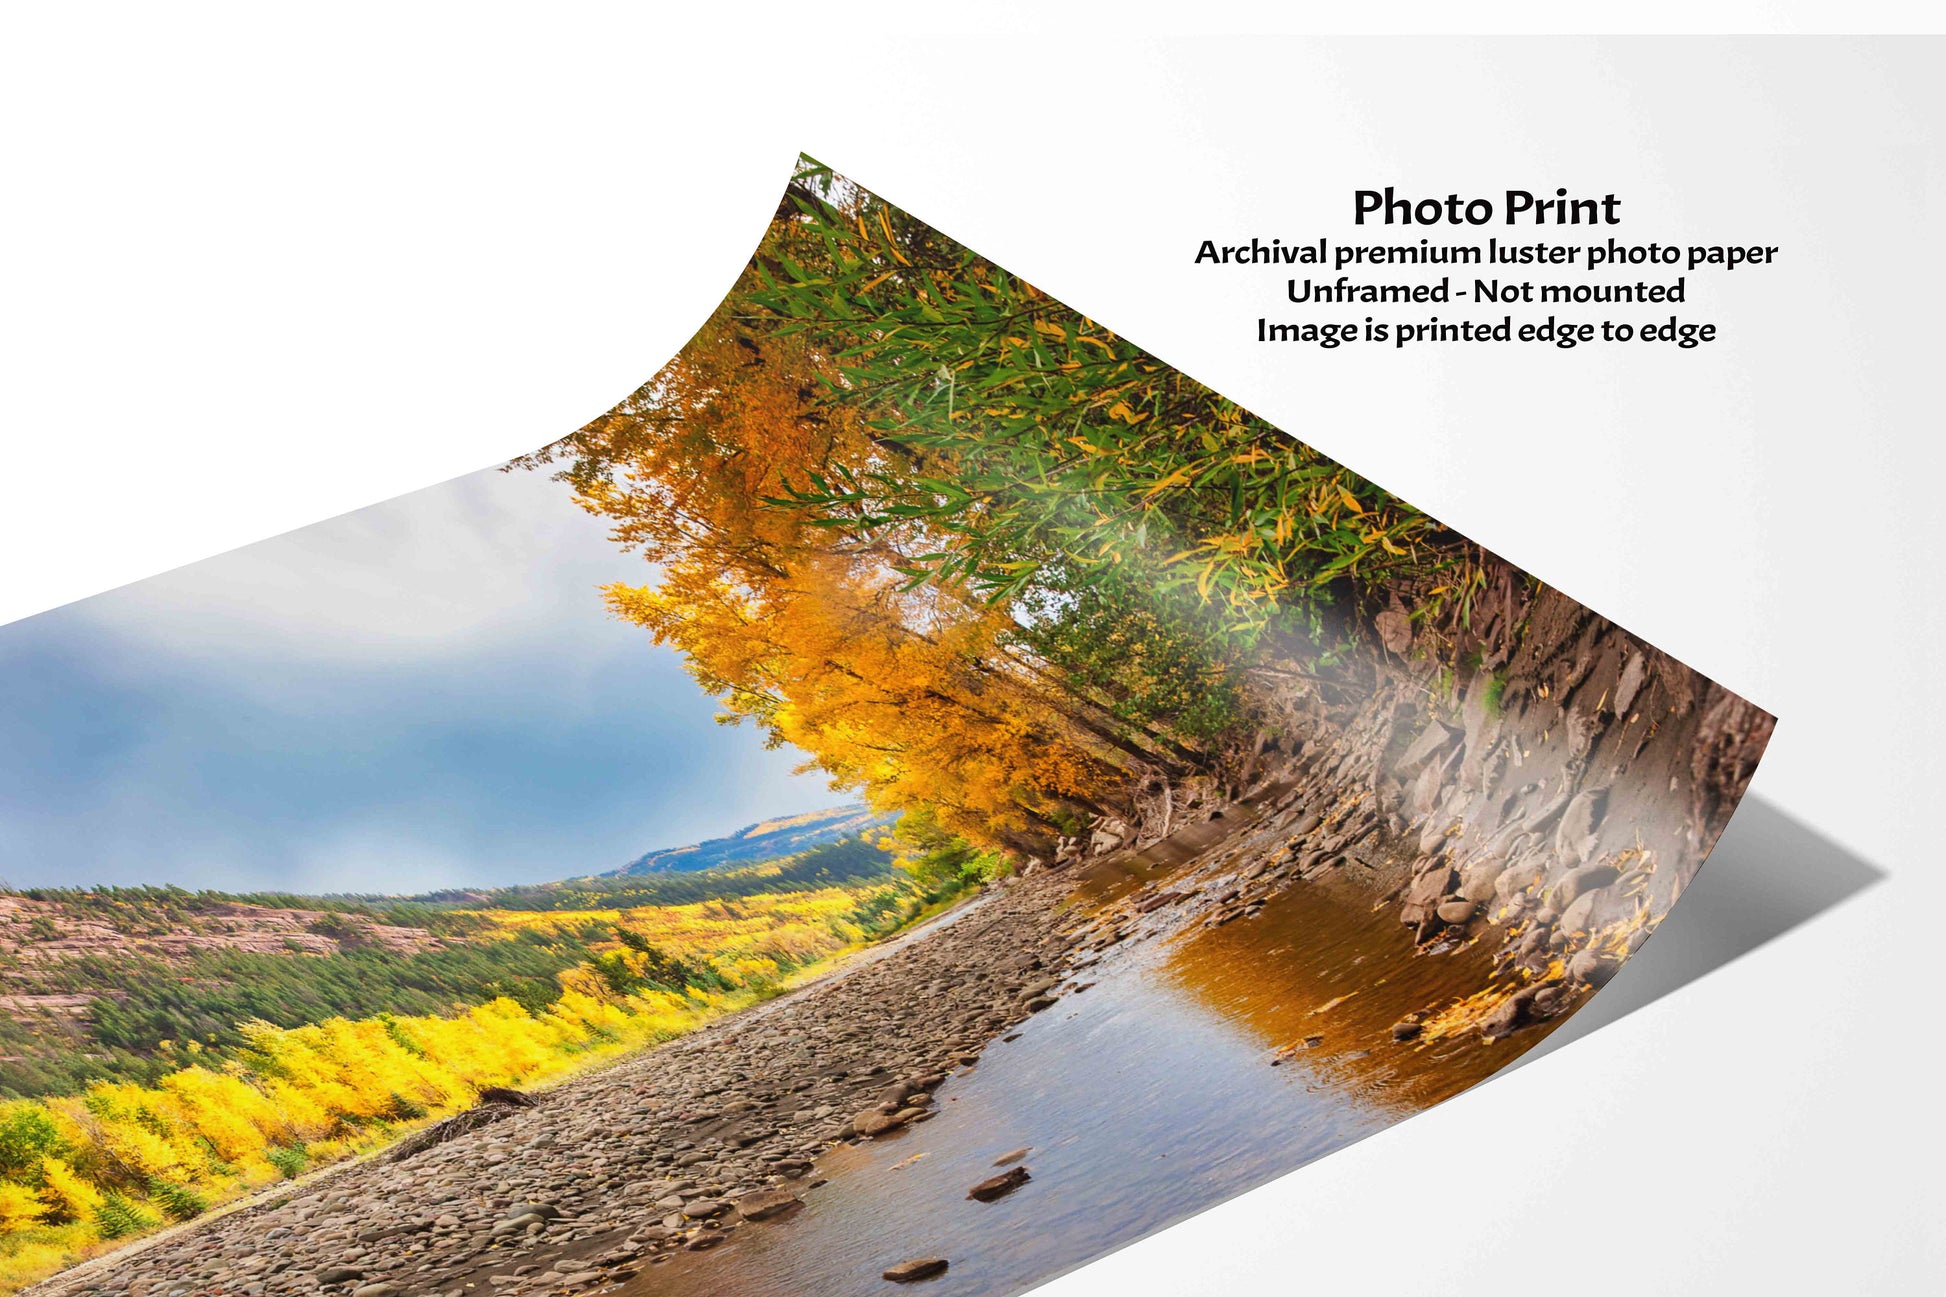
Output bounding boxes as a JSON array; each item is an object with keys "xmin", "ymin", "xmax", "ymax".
[{"xmin": 0, "ymin": 835, "xmax": 905, "ymax": 1100}]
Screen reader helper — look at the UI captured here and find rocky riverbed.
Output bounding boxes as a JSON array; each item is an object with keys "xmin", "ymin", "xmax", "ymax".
[{"xmin": 29, "ymin": 872, "xmax": 1092, "ymax": 1297}]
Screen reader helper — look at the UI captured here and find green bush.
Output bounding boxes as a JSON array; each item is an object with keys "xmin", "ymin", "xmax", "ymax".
[
  {"xmin": 265, "ymin": 1144, "xmax": 307, "ymax": 1180},
  {"xmin": 93, "ymin": 1192, "xmax": 159, "ymax": 1239},
  {"xmin": 0, "ymin": 1103, "xmax": 68, "ymax": 1177},
  {"xmin": 145, "ymin": 1177, "xmax": 209, "ymax": 1222}
]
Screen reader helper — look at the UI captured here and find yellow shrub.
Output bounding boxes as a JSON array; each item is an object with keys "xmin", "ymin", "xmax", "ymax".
[
  {"xmin": 35, "ymin": 1160, "xmax": 98, "ymax": 1223},
  {"xmin": 0, "ymin": 877, "xmax": 898, "ymax": 1290},
  {"xmin": 0, "ymin": 1234, "xmax": 88, "ymax": 1294},
  {"xmin": 0, "ymin": 1185, "xmax": 47, "ymax": 1234}
]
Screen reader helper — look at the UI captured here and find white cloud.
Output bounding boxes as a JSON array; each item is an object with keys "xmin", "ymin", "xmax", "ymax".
[
  {"xmin": 62, "ymin": 462, "xmax": 647, "ymax": 669},
  {"xmin": 0, "ymin": 459, "xmax": 848, "ymax": 893}
]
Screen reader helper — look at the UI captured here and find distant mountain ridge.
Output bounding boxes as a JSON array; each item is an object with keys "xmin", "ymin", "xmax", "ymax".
[{"xmin": 607, "ymin": 804, "xmax": 895, "ymax": 876}]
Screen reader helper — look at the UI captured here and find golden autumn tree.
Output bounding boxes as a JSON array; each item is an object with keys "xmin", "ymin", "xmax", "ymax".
[
  {"xmin": 606, "ymin": 554, "xmax": 1121, "ymax": 850},
  {"xmin": 516, "ymin": 179, "xmax": 1204, "ymax": 853}
]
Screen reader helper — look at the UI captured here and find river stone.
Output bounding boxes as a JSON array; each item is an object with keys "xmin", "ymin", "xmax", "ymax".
[
  {"xmin": 1554, "ymin": 789, "xmax": 1608, "ymax": 864},
  {"xmin": 1559, "ymin": 890, "xmax": 1602, "ymax": 937},
  {"xmin": 1458, "ymin": 860, "xmax": 1504, "ymax": 905},
  {"xmin": 1454, "ymin": 674, "xmax": 1498, "ymax": 746},
  {"xmin": 992, "ymin": 1146, "xmax": 1031, "ymax": 1167},
  {"xmin": 1436, "ymin": 900, "xmax": 1477, "ymax": 925},
  {"xmin": 1404, "ymin": 866, "xmax": 1456, "ymax": 908},
  {"xmin": 1613, "ymin": 652, "xmax": 1648, "ymax": 714},
  {"xmin": 1395, "ymin": 722, "xmax": 1456, "ymax": 776},
  {"xmin": 492, "ymin": 1212, "xmax": 547, "ymax": 1235},
  {"xmin": 1496, "ymin": 860, "xmax": 1546, "ymax": 903},
  {"xmin": 1407, "ymin": 761, "xmax": 1444, "ymax": 818},
  {"xmin": 1374, "ymin": 606, "xmax": 1413, "ymax": 655},
  {"xmin": 853, "ymin": 1109, "xmax": 907, "ymax": 1137},
  {"xmin": 967, "ymin": 1166, "xmax": 1031, "ymax": 1202},
  {"xmin": 1554, "ymin": 863, "xmax": 1621, "ymax": 909},
  {"xmin": 1481, "ymin": 987, "xmax": 1538, "ymax": 1040},
  {"xmin": 1133, "ymin": 890, "xmax": 1187, "ymax": 914},
  {"xmin": 317, "ymin": 1268, "xmax": 365, "ymax": 1285},
  {"xmin": 884, "ymin": 1257, "xmax": 950, "ymax": 1282},
  {"xmin": 1568, "ymin": 948, "xmax": 1620, "ymax": 986},
  {"xmin": 734, "ymin": 1187, "xmax": 800, "ymax": 1221}
]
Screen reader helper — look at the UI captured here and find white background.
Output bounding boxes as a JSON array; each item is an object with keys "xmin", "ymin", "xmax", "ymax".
[{"xmin": 3, "ymin": 8, "xmax": 1941, "ymax": 1294}]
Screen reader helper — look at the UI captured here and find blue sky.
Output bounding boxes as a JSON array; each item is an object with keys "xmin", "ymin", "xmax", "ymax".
[{"xmin": 0, "ymin": 463, "xmax": 840, "ymax": 895}]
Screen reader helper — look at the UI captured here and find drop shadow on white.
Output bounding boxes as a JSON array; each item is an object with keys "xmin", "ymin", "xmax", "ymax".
[{"xmin": 1502, "ymin": 794, "xmax": 1886, "ymax": 1076}]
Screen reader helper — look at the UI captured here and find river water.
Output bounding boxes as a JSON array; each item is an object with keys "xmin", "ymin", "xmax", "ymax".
[{"xmin": 625, "ymin": 858, "xmax": 1566, "ymax": 1297}]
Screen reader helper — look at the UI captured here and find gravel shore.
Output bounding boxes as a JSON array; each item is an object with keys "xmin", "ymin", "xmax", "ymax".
[{"xmin": 31, "ymin": 872, "xmax": 1085, "ymax": 1297}]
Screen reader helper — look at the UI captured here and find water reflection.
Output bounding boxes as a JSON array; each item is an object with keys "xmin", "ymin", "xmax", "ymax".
[
  {"xmin": 626, "ymin": 864, "xmax": 1561, "ymax": 1297},
  {"xmin": 1161, "ymin": 873, "xmax": 1569, "ymax": 1113}
]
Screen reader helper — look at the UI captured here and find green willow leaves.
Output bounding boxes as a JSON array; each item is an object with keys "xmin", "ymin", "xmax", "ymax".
[{"xmin": 747, "ymin": 164, "xmax": 1472, "ymax": 645}]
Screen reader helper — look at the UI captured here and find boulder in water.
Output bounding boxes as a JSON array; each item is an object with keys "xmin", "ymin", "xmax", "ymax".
[
  {"xmin": 967, "ymin": 1166, "xmax": 1031, "ymax": 1202},
  {"xmin": 734, "ymin": 1187, "xmax": 801, "ymax": 1222},
  {"xmin": 883, "ymin": 1257, "xmax": 950, "ymax": 1282}
]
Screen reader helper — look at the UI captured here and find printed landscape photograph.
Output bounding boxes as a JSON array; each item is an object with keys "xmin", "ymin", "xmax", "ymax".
[{"xmin": 0, "ymin": 157, "xmax": 1774, "ymax": 1297}]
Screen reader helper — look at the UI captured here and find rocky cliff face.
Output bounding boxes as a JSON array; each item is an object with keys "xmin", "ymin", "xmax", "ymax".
[
  {"xmin": 0, "ymin": 895, "xmax": 442, "ymax": 1032},
  {"xmin": 0, "ymin": 895, "xmax": 439, "ymax": 965}
]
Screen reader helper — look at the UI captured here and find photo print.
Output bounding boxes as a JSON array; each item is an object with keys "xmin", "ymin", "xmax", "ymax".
[{"xmin": 0, "ymin": 157, "xmax": 1773, "ymax": 1297}]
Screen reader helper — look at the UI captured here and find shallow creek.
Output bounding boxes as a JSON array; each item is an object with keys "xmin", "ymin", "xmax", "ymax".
[{"xmin": 627, "ymin": 851, "xmax": 1567, "ymax": 1297}]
